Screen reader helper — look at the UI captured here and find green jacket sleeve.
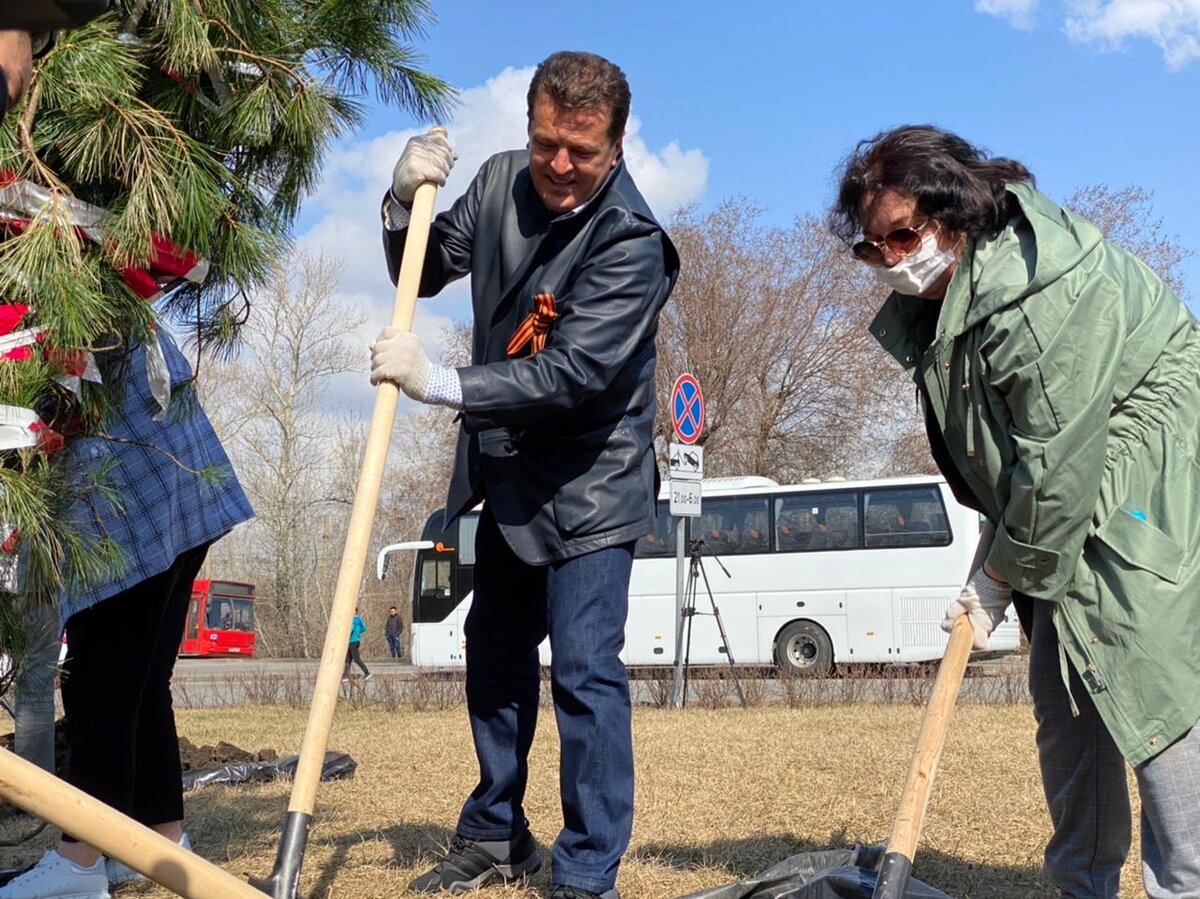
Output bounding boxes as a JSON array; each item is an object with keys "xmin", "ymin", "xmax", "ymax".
[{"xmin": 982, "ymin": 273, "xmax": 1127, "ymax": 599}]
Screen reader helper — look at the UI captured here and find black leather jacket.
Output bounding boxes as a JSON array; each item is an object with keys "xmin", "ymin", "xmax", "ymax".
[{"xmin": 383, "ymin": 151, "xmax": 679, "ymax": 564}]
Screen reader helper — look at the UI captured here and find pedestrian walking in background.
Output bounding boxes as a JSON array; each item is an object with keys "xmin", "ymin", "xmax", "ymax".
[
  {"xmin": 343, "ymin": 609, "xmax": 371, "ymax": 680},
  {"xmin": 385, "ymin": 606, "xmax": 403, "ymax": 659}
]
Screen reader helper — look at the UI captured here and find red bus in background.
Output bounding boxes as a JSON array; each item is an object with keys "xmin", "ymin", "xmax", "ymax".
[{"xmin": 180, "ymin": 580, "xmax": 257, "ymax": 656}]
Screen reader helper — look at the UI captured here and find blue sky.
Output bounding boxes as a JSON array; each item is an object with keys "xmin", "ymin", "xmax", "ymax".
[{"xmin": 295, "ymin": 0, "xmax": 1200, "ymax": 410}]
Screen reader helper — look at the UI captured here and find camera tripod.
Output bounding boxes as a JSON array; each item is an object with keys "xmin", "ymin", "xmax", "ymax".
[{"xmin": 672, "ymin": 537, "xmax": 747, "ymax": 708}]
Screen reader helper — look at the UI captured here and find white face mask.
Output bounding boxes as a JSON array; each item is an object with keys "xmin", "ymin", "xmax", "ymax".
[{"xmin": 874, "ymin": 231, "xmax": 958, "ymax": 296}]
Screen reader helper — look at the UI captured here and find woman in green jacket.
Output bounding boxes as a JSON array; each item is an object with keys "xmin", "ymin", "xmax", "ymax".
[{"xmin": 830, "ymin": 125, "xmax": 1200, "ymax": 899}]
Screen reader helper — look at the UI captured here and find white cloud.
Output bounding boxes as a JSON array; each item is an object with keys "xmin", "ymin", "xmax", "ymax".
[
  {"xmin": 622, "ymin": 117, "xmax": 709, "ymax": 218},
  {"xmin": 979, "ymin": 0, "xmax": 1200, "ymax": 68},
  {"xmin": 976, "ymin": 0, "xmax": 1040, "ymax": 30},
  {"xmin": 294, "ymin": 63, "xmax": 709, "ymax": 417},
  {"xmin": 1064, "ymin": 0, "xmax": 1200, "ymax": 69}
]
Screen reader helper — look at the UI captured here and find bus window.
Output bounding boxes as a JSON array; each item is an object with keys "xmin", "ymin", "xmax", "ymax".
[
  {"xmin": 459, "ymin": 513, "xmax": 480, "ymax": 565},
  {"xmin": 635, "ymin": 501, "xmax": 679, "ymax": 558},
  {"xmin": 206, "ymin": 599, "xmax": 234, "ymax": 631},
  {"xmin": 186, "ymin": 594, "xmax": 201, "ymax": 641},
  {"xmin": 696, "ymin": 495, "xmax": 771, "ymax": 555},
  {"xmin": 863, "ymin": 485, "xmax": 951, "ymax": 547},
  {"xmin": 774, "ymin": 492, "xmax": 861, "ymax": 552},
  {"xmin": 228, "ymin": 599, "xmax": 255, "ymax": 631},
  {"xmin": 741, "ymin": 505, "xmax": 770, "ymax": 553}
]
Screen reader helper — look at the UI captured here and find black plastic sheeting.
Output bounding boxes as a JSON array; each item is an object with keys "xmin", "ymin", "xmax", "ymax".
[
  {"xmin": 0, "ymin": 752, "xmax": 356, "ymax": 887},
  {"xmin": 181, "ymin": 750, "xmax": 356, "ymax": 792},
  {"xmin": 678, "ymin": 844, "xmax": 952, "ymax": 899}
]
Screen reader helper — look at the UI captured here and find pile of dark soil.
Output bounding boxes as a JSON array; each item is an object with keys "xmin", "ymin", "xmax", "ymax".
[
  {"xmin": 0, "ymin": 721, "xmax": 278, "ymax": 775},
  {"xmin": 177, "ymin": 736, "xmax": 278, "ymax": 771}
]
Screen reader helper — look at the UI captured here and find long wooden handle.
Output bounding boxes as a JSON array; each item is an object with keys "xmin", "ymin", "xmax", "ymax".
[
  {"xmin": 251, "ymin": 134, "xmax": 447, "ymax": 898},
  {"xmin": 286, "ymin": 140, "xmax": 442, "ymax": 815},
  {"xmin": 0, "ymin": 747, "xmax": 264, "ymax": 897},
  {"xmin": 872, "ymin": 613, "xmax": 974, "ymax": 898}
]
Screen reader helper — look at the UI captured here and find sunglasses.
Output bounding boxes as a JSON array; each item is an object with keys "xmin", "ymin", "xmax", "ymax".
[{"xmin": 852, "ymin": 219, "xmax": 939, "ymax": 266}]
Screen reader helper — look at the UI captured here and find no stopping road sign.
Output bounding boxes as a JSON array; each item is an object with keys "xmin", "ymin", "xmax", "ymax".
[{"xmin": 670, "ymin": 374, "xmax": 704, "ymax": 445}]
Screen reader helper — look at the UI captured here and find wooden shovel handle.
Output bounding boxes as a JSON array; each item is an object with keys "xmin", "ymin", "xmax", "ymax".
[
  {"xmin": 872, "ymin": 613, "xmax": 975, "ymax": 898},
  {"xmin": 386, "ymin": 126, "xmax": 445, "ymax": 332},
  {"xmin": 286, "ymin": 129, "xmax": 443, "ymax": 814},
  {"xmin": 0, "ymin": 746, "xmax": 264, "ymax": 896}
]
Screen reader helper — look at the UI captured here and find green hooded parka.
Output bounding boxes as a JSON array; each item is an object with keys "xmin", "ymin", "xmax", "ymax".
[{"xmin": 871, "ymin": 182, "xmax": 1200, "ymax": 766}]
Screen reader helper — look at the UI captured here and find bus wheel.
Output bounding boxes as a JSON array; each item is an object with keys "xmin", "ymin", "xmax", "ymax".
[{"xmin": 775, "ymin": 620, "xmax": 833, "ymax": 677}]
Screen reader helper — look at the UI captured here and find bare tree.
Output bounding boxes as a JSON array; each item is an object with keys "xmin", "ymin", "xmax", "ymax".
[
  {"xmin": 658, "ymin": 199, "xmax": 893, "ymax": 482},
  {"xmin": 1065, "ymin": 184, "xmax": 1192, "ymax": 299},
  {"xmin": 202, "ymin": 252, "xmax": 366, "ymax": 656},
  {"xmin": 201, "ymin": 299, "xmax": 468, "ymax": 656}
]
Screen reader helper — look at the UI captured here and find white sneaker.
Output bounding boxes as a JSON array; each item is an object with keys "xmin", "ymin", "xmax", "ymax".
[
  {"xmin": 0, "ymin": 849, "xmax": 110, "ymax": 899},
  {"xmin": 105, "ymin": 833, "xmax": 191, "ymax": 886}
]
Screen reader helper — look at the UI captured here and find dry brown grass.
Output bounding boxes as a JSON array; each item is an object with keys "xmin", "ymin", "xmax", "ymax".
[{"xmin": 0, "ymin": 703, "xmax": 1145, "ymax": 898}]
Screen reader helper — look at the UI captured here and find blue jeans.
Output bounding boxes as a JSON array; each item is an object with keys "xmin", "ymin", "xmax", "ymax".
[{"xmin": 457, "ymin": 506, "xmax": 635, "ymax": 894}]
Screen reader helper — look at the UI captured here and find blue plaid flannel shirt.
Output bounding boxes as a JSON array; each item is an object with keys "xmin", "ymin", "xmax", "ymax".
[{"xmin": 58, "ymin": 332, "xmax": 253, "ymax": 626}]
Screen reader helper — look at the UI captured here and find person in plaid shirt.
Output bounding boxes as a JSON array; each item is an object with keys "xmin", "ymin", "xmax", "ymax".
[{"xmin": 0, "ymin": 330, "xmax": 253, "ymax": 899}]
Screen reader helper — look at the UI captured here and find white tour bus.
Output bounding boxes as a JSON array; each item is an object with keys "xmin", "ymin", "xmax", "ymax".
[{"xmin": 376, "ymin": 475, "xmax": 1020, "ymax": 675}]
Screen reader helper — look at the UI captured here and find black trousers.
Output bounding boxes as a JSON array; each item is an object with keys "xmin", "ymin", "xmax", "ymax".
[
  {"xmin": 344, "ymin": 642, "xmax": 369, "ymax": 676},
  {"xmin": 61, "ymin": 542, "xmax": 209, "ymax": 833}
]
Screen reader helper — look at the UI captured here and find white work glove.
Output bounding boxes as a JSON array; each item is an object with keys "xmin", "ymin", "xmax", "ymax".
[
  {"xmin": 370, "ymin": 327, "xmax": 432, "ymax": 400},
  {"xmin": 942, "ymin": 567, "xmax": 1013, "ymax": 650},
  {"xmin": 391, "ymin": 130, "xmax": 456, "ymax": 204}
]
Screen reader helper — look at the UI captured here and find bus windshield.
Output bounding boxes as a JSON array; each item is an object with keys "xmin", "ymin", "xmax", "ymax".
[{"xmin": 205, "ymin": 596, "xmax": 254, "ymax": 632}]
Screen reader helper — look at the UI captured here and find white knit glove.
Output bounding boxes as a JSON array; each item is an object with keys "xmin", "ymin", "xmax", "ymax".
[
  {"xmin": 370, "ymin": 328, "xmax": 431, "ymax": 399},
  {"xmin": 942, "ymin": 567, "xmax": 1013, "ymax": 650},
  {"xmin": 369, "ymin": 328, "xmax": 463, "ymax": 408},
  {"xmin": 391, "ymin": 130, "xmax": 456, "ymax": 204}
]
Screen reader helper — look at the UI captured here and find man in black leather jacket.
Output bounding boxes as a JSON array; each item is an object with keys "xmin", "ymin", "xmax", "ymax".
[{"xmin": 371, "ymin": 51, "xmax": 678, "ymax": 899}]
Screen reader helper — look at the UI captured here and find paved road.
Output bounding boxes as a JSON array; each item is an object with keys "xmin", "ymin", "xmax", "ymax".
[{"xmin": 170, "ymin": 655, "xmax": 1030, "ymax": 708}]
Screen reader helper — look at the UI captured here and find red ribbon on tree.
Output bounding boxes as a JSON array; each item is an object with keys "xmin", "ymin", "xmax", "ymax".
[
  {"xmin": 0, "ymin": 172, "xmax": 210, "ymax": 302},
  {"xmin": 0, "ymin": 304, "xmax": 28, "ymax": 335}
]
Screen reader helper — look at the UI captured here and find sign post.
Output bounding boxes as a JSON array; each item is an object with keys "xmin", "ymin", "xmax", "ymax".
[{"xmin": 668, "ymin": 374, "xmax": 704, "ymax": 708}]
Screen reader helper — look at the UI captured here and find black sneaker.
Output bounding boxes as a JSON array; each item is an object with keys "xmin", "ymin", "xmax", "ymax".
[
  {"xmin": 549, "ymin": 886, "xmax": 619, "ymax": 899},
  {"xmin": 409, "ymin": 831, "xmax": 541, "ymax": 894}
]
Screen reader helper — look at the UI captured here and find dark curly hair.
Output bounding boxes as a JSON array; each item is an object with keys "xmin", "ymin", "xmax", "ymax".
[
  {"xmin": 828, "ymin": 125, "xmax": 1034, "ymax": 245},
  {"xmin": 527, "ymin": 51, "xmax": 630, "ymax": 145}
]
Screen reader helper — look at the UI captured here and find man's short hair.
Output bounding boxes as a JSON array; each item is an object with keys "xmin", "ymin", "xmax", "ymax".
[{"xmin": 527, "ymin": 51, "xmax": 630, "ymax": 145}]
